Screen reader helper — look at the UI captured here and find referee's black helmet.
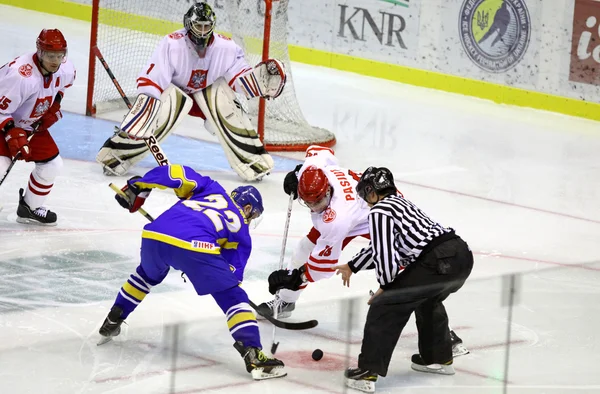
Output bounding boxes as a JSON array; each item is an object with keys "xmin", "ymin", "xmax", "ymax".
[{"xmin": 356, "ymin": 167, "xmax": 396, "ymax": 201}]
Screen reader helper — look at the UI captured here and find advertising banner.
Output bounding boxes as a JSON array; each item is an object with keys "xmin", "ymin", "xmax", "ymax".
[{"xmin": 570, "ymin": 0, "xmax": 600, "ymax": 86}]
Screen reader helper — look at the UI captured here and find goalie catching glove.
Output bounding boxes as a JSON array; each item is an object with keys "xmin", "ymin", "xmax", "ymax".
[
  {"xmin": 238, "ymin": 59, "xmax": 286, "ymax": 99},
  {"xmin": 268, "ymin": 266, "xmax": 308, "ymax": 295},
  {"xmin": 115, "ymin": 176, "xmax": 152, "ymax": 213}
]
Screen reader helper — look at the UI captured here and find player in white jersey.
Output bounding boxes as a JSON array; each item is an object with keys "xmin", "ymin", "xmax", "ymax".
[
  {"xmin": 256, "ymin": 145, "xmax": 371, "ymax": 315},
  {"xmin": 97, "ymin": 2, "xmax": 286, "ymax": 181},
  {"xmin": 0, "ymin": 29, "xmax": 76, "ymax": 225},
  {"xmin": 260, "ymin": 145, "xmax": 470, "ymax": 357}
]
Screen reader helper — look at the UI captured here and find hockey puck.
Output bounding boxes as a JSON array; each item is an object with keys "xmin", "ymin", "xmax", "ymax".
[{"xmin": 312, "ymin": 348, "xmax": 323, "ymax": 361}]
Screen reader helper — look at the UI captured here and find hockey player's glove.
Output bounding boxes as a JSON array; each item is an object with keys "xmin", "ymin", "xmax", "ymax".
[
  {"xmin": 36, "ymin": 100, "xmax": 63, "ymax": 132},
  {"xmin": 268, "ymin": 266, "xmax": 307, "ymax": 295},
  {"xmin": 115, "ymin": 176, "xmax": 152, "ymax": 213},
  {"xmin": 4, "ymin": 126, "xmax": 31, "ymax": 161},
  {"xmin": 283, "ymin": 164, "xmax": 302, "ymax": 199}
]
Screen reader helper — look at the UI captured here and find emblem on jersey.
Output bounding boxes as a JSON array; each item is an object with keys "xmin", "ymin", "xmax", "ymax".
[
  {"xmin": 322, "ymin": 208, "xmax": 336, "ymax": 223},
  {"xmin": 187, "ymin": 69, "xmax": 208, "ymax": 90},
  {"xmin": 169, "ymin": 32, "xmax": 185, "ymax": 40},
  {"xmin": 18, "ymin": 64, "xmax": 33, "ymax": 78},
  {"xmin": 29, "ymin": 96, "xmax": 52, "ymax": 118},
  {"xmin": 217, "ymin": 33, "xmax": 231, "ymax": 41},
  {"xmin": 191, "ymin": 240, "xmax": 218, "ymax": 250}
]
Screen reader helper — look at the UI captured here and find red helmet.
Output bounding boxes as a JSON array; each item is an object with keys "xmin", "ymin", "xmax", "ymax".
[
  {"xmin": 298, "ymin": 166, "xmax": 331, "ymax": 212},
  {"xmin": 36, "ymin": 29, "xmax": 67, "ymax": 52}
]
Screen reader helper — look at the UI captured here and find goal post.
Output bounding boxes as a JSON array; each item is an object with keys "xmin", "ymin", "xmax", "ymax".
[{"xmin": 85, "ymin": 0, "xmax": 336, "ymax": 151}]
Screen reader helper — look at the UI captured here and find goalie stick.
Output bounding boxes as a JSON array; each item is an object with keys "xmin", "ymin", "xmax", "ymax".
[
  {"xmin": 107, "ymin": 183, "xmax": 318, "ymax": 332},
  {"xmin": 93, "ymin": 46, "xmax": 169, "ymax": 167}
]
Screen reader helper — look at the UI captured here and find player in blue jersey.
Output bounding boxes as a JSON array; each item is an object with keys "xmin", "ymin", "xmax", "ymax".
[{"xmin": 98, "ymin": 164, "xmax": 286, "ymax": 380}]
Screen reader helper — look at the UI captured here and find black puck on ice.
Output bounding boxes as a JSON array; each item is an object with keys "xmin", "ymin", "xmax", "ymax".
[{"xmin": 312, "ymin": 348, "xmax": 323, "ymax": 361}]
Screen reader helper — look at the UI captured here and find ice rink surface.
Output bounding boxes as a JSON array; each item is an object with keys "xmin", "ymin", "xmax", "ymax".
[{"xmin": 1, "ymin": 5, "xmax": 600, "ymax": 394}]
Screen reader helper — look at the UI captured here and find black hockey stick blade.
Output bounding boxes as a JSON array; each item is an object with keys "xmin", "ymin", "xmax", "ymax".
[
  {"xmin": 270, "ymin": 341, "xmax": 280, "ymax": 355},
  {"xmin": 248, "ymin": 300, "xmax": 318, "ymax": 330}
]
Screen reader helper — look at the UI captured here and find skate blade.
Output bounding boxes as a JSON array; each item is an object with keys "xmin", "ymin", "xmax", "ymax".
[
  {"xmin": 346, "ymin": 379, "xmax": 375, "ymax": 393},
  {"xmin": 16, "ymin": 217, "xmax": 57, "ymax": 227},
  {"xmin": 250, "ymin": 366, "xmax": 287, "ymax": 380},
  {"xmin": 97, "ymin": 336, "xmax": 114, "ymax": 346},
  {"xmin": 411, "ymin": 363, "xmax": 455, "ymax": 375},
  {"xmin": 452, "ymin": 343, "xmax": 470, "ymax": 357}
]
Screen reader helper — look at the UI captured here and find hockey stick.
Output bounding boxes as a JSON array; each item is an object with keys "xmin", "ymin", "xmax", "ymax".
[
  {"xmin": 108, "ymin": 181, "xmax": 317, "ymax": 331},
  {"xmin": 0, "ymin": 93, "xmax": 63, "ymax": 188},
  {"xmin": 93, "ymin": 47, "xmax": 169, "ymax": 167},
  {"xmin": 108, "ymin": 183, "xmax": 155, "ymax": 222},
  {"xmin": 270, "ymin": 193, "xmax": 295, "ymax": 353},
  {"xmin": 249, "ymin": 299, "xmax": 317, "ymax": 331}
]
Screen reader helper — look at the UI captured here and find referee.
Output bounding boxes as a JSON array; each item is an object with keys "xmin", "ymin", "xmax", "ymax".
[{"xmin": 336, "ymin": 167, "xmax": 473, "ymax": 392}]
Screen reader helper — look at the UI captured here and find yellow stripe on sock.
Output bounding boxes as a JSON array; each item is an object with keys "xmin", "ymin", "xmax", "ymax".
[
  {"xmin": 123, "ymin": 282, "xmax": 147, "ymax": 302},
  {"xmin": 227, "ymin": 312, "xmax": 256, "ymax": 329}
]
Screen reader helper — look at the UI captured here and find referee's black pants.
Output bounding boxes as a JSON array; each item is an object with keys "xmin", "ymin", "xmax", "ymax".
[{"xmin": 357, "ymin": 235, "xmax": 473, "ymax": 377}]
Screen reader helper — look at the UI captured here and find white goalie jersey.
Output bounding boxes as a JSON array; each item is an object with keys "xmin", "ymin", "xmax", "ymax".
[
  {"xmin": 97, "ymin": 28, "xmax": 282, "ymax": 181},
  {"xmin": 297, "ymin": 146, "xmax": 371, "ymax": 282},
  {"xmin": 136, "ymin": 29, "xmax": 252, "ymax": 100}
]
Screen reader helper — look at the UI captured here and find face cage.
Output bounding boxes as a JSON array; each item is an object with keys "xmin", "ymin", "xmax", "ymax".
[
  {"xmin": 188, "ymin": 21, "xmax": 214, "ymax": 48},
  {"xmin": 300, "ymin": 188, "xmax": 332, "ymax": 213}
]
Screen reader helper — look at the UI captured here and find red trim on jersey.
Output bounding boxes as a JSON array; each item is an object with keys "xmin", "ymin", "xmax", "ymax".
[
  {"xmin": 29, "ymin": 174, "xmax": 52, "ymax": 190},
  {"xmin": 136, "ymin": 77, "xmax": 163, "ymax": 93},
  {"xmin": 309, "ymin": 255, "xmax": 338, "ymax": 265},
  {"xmin": 228, "ymin": 67, "xmax": 252, "ymax": 87},
  {"xmin": 64, "ymin": 83, "xmax": 72, "ymax": 88},
  {"xmin": 306, "ymin": 146, "xmax": 335, "ymax": 156},
  {"xmin": 303, "ymin": 263, "xmax": 315, "ymax": 282},
  {"xmin": 306, "ymin": 227, "xmax": 320, "ymax": 244},
  {"xmin": 307, "ymin": 263, "xmax": 335, "ymax": 273}
]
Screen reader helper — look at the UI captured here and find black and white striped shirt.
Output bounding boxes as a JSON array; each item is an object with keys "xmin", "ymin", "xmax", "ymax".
[{"xmin": 348, "ymin": 194, "xmax": 451, "ymax": 288}]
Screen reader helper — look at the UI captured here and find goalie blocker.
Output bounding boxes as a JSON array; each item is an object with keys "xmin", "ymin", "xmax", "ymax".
[{"xmin": 96, "ymin": 59, "xmax": 284, "ymax": 181}]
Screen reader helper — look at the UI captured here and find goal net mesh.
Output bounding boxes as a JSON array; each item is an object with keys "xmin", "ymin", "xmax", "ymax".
[{"xmin": 90, "ymin": 0, "xmax": 335, "ymax": 151}]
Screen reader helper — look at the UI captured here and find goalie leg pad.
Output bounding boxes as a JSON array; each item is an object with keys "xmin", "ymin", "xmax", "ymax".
[
  {"xmin": 96, "ymin": 85, "xmax": 193, "ymax": 175},
  {"xmin": 194, "ymin": 78, "xmax": 274, "ymax": 181}
]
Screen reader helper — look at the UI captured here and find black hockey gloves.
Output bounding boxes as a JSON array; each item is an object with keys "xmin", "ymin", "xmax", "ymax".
[
  {"xmin": 268, "ymin": 266, "xmax": 307, "ymax": 295},
  {"xmin": 283, "ymin": 164, "xmax": 302, "ymax": 199},
  {"xmin": 115, "ymin": 176, "xmax": 152, "ymax": 213}
]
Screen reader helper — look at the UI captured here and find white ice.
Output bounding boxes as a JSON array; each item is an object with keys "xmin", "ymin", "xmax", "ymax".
[{"xmin": 1, "ymin": 5, "xmax": 599, "ymax": 394}]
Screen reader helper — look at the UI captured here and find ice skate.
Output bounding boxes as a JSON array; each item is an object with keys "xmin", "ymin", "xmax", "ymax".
[
  {"xmin": 234, "ymin": 341, "xmax": 286, "ymax": 380},
  {"xmin": 450, "ymin": 330, "xmax": 470, "ymax": 357},
  {"xmin": 16, "ymin": 188, "xmax": 57, "ymax": 226},
  {"xmin": 97, "ymin": 306, "xmax": 125, "ymax": 345},
  {"xmin": 255, "ymin": 297, "xmax": 295, "ymax": 319},
  {"xmin": 345, "ymin": 367, "xmax": 377, "ymax": 393},
  {"xmin": 410, "ymin": 354, "xmax": 455, "ymax": 375}
]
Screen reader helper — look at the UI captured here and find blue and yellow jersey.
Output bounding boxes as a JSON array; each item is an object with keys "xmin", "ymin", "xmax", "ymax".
[{"xmin": 130, "ymin": 165, "xmax": 251, "ymax": 279}]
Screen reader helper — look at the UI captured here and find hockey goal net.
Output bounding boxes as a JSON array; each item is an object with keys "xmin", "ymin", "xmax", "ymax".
[{"xmin": 86, "ymin": 0, "xmax": 335, "ymax": 151}]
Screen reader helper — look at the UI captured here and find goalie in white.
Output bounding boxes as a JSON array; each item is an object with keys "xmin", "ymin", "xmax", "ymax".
[{"xmin": 96, "ymin": 2, "xmax": 285, "ymax": 181}]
